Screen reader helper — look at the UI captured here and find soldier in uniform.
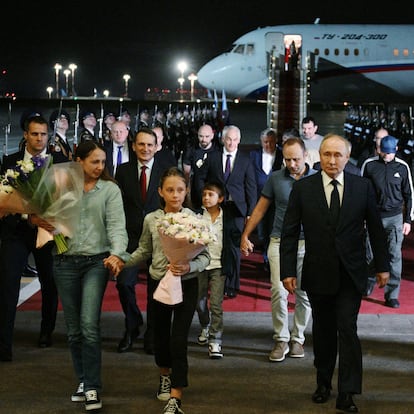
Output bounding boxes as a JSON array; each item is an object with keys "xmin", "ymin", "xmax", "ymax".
[
  {"xmin": 118, "ymin": 108, "xmax": 135, "ymax": 142},
  {"xmin": 48, "ymin": 109, "xmax": 73, "ymax": 163},
  {"xmin": 102, "ymin": 111, "xmax": 117, "ymax": 144},
  {"xmin": 137, "ymin": 107, "xmax": 151, "ymax": 130},
  {"xmin": 79, "ymin": 110, "xmax": 98, "ymax": 143}
]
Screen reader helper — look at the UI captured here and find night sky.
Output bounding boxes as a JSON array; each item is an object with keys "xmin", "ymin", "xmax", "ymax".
[{"xmin": 1, "ymin": 1, "xmax": 412, "ymax": 99}]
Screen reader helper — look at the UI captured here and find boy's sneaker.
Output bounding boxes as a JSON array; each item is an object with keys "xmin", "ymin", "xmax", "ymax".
[
  {"xmin": 71, "ymin": 382, "xmax": 85, "ymax": 402},
  {"xmin": 157, "ymin": 374, "xmax": 171, "ymax": 401},
  {"xmin": 269, "ymin": 341, "xmax": 289, "ymax": 362},
  {"xmin": 289, "ymin": 341, "xmax": 305, "ymax": 358},
  {"xmin": 208, "ymin": 342, "xmax": 223, "ymax": 359},
  {"xmin": 163, "ymin": 397, "xmax": 184, "ymax": 414},
  {"xmin": 197, "ymin": 327, "xmax": 209, "ymax": 345},
  {"xmin": 84, "ymin": 389, "xmax": 102, "ymax": 411}
]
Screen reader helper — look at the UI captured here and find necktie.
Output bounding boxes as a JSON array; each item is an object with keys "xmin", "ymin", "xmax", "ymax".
[
  {"xmin": 330, "ymin": 179, "xmax": 340, "ymax": 226},
  {"xmin": 224, "ymin": 154, "xmax": 232, "ymax": 180},
  {"xmin": 117, "ymin": 145, "xmax": 123, "ymax": 166},
  {"xmin": 140, "ymin": 165, "xmax": 147, "ymax": 201}
]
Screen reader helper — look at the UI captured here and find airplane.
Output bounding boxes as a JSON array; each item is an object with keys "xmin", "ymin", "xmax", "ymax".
[{"xmin": 196, "ymin": 22, "xmax": 414, "ymax": 104}]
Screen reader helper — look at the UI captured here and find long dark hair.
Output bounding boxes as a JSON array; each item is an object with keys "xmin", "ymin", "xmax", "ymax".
[{"xmin": 74, "ymin": 141, "xmax": 116, "ymax": 183}]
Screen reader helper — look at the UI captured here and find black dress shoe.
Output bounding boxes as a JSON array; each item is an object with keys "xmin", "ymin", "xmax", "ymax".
[
  {"xmin": 117, "ymin": 328, "xmax": 140, "ymax": 353},
  {"xmin": 38, "ymin": 332, "xmax": 52, "ymax": 348},
  {"xmin": 144, "ymin": 344, "xmax": 154, "ymax": 355},
  {"xmin": 225, "ymin": 288, "xmax": 238, "ymax": 298},
  {"xmin": 384, "ymin": 298, "xmax": 400, "ymax": 308},
  {"xmin": 312, "ymin": 385, "xmax": 331, "ymax": 404},
  {"xmin": 336, "ymin": 393, "xmax": 358, "ymax": 413},
  {"xmin": 0, "ymin": 351, "xmax": 12, "ymax": 362},
  {"xmin": 22, "ymin": 264, "xmax": 38, "ymax": 277},
  {"xmin": 363, "ymin": 278, "xmax": 375, "ymax": 296}
]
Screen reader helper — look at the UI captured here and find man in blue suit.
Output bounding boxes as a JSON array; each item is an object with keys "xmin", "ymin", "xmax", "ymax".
[
  {"xmin": 198, "ymin": 125, "xmax": 257, "ymax": 298},
  {"xmin": 280, "ymin": 133, "xmax": 390, "ymax": 413}
]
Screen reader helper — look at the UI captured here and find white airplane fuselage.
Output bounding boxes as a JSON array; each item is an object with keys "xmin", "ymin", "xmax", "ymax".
[{"xmin": 197, "ymin": 24, "xmax": 414, "ymax": 103}]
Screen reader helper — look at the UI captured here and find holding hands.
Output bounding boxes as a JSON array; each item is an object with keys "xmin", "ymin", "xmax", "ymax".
[{"xmin": 103, "ymin": 255, "xmax": 125, "ymax": 278}]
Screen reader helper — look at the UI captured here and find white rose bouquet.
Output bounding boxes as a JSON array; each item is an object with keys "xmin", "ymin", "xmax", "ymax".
[
  {"xmin": 0, "ymin": 155, "xmax": 84, "ymax": 253},
  {"xmin": 154, "ymin": 211, "xmax": 216, "ymax": 305}
]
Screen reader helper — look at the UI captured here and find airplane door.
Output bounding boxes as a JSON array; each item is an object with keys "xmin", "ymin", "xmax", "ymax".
[{"xmin": 265, "ymin": 32, "xmax": 285, "ymax": 55}]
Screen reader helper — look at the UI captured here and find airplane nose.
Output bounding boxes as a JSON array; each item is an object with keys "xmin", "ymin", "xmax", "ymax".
[{"xmin": 197, "ymin": 63, "xmax": 216, "ymax": 90}]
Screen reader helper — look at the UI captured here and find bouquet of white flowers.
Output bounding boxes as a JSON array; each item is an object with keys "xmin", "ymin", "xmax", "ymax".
[
  {"xmin": 0, "ymin": 155, "xmax": 84, "ymax": 253},
  {"xmin": 154, "ymin": 211, "xmax": 216, "ymax": 305}
]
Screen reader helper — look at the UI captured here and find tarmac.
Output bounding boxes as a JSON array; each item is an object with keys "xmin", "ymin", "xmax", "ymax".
[{"xmin": 1, "ymin": 305, "xmax": 414, "ymax": 414}]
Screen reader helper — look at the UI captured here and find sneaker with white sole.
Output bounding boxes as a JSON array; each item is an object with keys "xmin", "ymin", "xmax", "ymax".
[
  {"xmin": 289, "ymin": 341, "xmax": 305, "ymax": 358},
  {"xmin": 269, "ymin": 341, "xmax": 289, "ymax": 362},
  {"xmin": 157, "ymin": 374, "xmax": 171, "ymax": 401},
  {"xmin": 71, "ymin": 382, "xmax": 85, "ymax": 402},
  {"xmin": 84, "ymin": 389, "xmax": 102, "ymax": 411},
  {"xmin": 208, "ymin": 342, "xmax": 223, "ymax": 359},
  {"xmin": 163, "ymin": 397, "xmax": 184, "ymax": 414},
  {"xmin": 197, "ymin": 327, "xmax": 209, "ymax": 345}
]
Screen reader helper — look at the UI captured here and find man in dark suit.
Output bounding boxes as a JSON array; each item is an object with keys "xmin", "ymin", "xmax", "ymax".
[
  {"xmin": 0, "ymin": 116, "xmax": 58, "ymax": 361},
  {"xmin": 115, "ymin": 127, "xmax": 175, "ymax": 354},
  {"xmin": 198, "ymin": 125, "xmax": 257, "ymax": 297},
  {"xmin": 183, "ymin": 123, "xmax": 221, "ymax": 212},
  {"xmin": 104, "ymin": 120, "xmax": 133, "ymax": 178},
  {"xmin": 280, "ymin": 133, "xmax": 390, "ymax": 413}
]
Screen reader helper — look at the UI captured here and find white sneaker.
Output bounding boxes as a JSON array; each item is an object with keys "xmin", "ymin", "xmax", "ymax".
[
  {"xmin": 208, "ymin": 342, "xmax": 223, "ymax": 359},
  {"xmin": 71, "ymin": 382, "xmax": 85, "ymax": 402},
  {"xmin": 157, "ymin": 374, "xmax": 171, "ymax": 401},
  {"xmin": 84, "ymin": 389, "xmax": 102, "ymax": 411},
  {"xmin": 197, "ymin": 327, "xmax": 209, "ymax": 345}
]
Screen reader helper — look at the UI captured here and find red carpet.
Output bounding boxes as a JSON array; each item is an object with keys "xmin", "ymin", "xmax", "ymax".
[{"xmin": 19, "ymin": 238, "xmax": 414, "ymax": 314}]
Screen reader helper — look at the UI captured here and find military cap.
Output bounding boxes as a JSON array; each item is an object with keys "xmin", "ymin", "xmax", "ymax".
[
  {"xmin": 81, "ymin": 110, "xmax": 97, "ymax": 120},
  {"xmin": 49, "ymin": 109, "xmax": 71, "ymax": 129},
  {"xmin": 19, "ymin": 108, "xmax": 43, "ymax": 130}
]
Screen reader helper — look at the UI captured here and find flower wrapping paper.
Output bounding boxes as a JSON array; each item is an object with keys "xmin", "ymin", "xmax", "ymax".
[{"xmin": 153, "ymin": 212, "xmax": 216, "ymax": 305}]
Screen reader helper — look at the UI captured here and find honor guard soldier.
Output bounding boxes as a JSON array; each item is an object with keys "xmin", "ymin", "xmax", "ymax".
[
  {"xmin": 79, "ymin": 110, "xmax": 98, "ymax": 143},
  {"xmin": 49, "ymin": 109, "xmax": 73, "ymax": 163},
  {"xmin": 118, "ymin": 108, "xmax": 135, "ymax": 142},
  {"xmin": 102, "ymin": 111, "xmax": 117, "ymax": 143}
]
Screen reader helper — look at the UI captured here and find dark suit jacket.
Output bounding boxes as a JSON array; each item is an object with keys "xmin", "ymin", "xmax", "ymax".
[
  {"xmin": 280, "ymin": 171, "xmax": 389, "ymax": 295},
  {"xmin": 249, "ymin": 147, "xmax": 283, "ymax": 198},
  {"xmin": 199, "ymin": 149, "xmax": 257, "ymax": 218},
  {"xmin": 115, "ymin": 157, "xmax": 174, "ymax": 252},
  {"xmin": 104, "ymin": 140, "xmax": 134, "ymax": 177}
]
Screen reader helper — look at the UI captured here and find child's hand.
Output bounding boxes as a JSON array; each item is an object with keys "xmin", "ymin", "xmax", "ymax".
[
  {"xmin": 240, "ymin": 237, "xmax": 254, "ymax": 256},
  {"xmin": 168, "ymin": 262, "xmax": 190, "ymax": 276}
]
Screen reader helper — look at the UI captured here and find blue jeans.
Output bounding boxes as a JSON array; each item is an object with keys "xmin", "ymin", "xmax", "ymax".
[{"xmin": 53, "ymin": 253, "xmax": 109, "ymax": 392}]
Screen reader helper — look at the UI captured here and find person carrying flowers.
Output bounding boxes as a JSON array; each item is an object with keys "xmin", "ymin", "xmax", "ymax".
[
  {"xmin": 107, "ymin": 166, "xmax": 211, "ymax": 414},
  {"xmin": 0, "ymin": 115, "xmax": 62, "ymax": 360}
]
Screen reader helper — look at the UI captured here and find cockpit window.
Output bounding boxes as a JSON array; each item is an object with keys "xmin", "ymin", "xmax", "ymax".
[
  {"xmin": 246, "ymin": 44, "xmax": 254, "ymax": 55},
  {"xmin": 233, "ymin": 44, "xmax": 245, "ymax": 54}
]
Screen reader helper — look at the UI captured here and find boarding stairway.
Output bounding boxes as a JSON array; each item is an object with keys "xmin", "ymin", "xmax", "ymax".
[{"xmin": 267, "ymin": 52, "xmax": 313, "ymax": 133}]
